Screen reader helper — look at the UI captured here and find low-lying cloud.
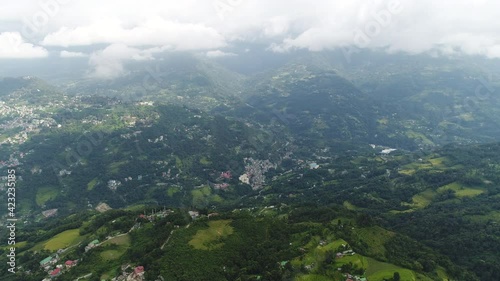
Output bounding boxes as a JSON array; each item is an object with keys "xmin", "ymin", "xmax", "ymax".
[{"xmin": 1, "ymin": 0, "xmax": 499, "ymax": 77}]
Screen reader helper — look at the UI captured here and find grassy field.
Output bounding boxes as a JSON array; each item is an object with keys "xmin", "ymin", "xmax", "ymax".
[
  {"xmin": 316, "ymin": 239, "xmax": 347, "ymax": 254},
  {"xmin": 466, "ymin": 210, "xmax": 500, "ymax": 223},
  {"xmin": 191, "ymin": 186, "xmax": 222, "ymax": 207},
  {"xmin": 167, "ymin": 186, "xmax": 180, "ymax": 197},
  {"xmin": 437, "ymin": 182, "xmax": 485, "ymax": 198},
  {"xmin": 356, "ymin": 227, "xmax": 395, "ymax": 259},
  {"xmin": 336, "ymin": 254, "xmax": 368, "ymax": 269},
  {"xmin": 399, "ymin": 156, "xmax": 447, "ymax": 176},
  {"xmin": 87, "ymin": 177, "xmax": 99, "ymax": 191},
  {"xmin": 36, "ymin": 186, "xmax": 59, "ymax": 206},
  {"xmin": 189, "ymin": 220, "xmax": 234, "ymax": 250},
  {"xmin": 366, "ymin": 257, "xmax": 416, "ymax": 281},
  {"xmin": 295, "ymin": 274, "xmax": 334, "ymax": 281},
  {"xmin": 108, "ymin": 160, "xmax": 129, "ymax": 174},
  {"xmin": 36, "ymin": 229, "xmax": 84, "ymax": 251},
  {"xmin": 406, "ymin": 131, "xmax": 434, "ymax": 146},
  {"xmin": 343, "ymin": 201, "xmax": 361, "ymax": 211},
  {"xmin": 100, "ymin": 249, "xmax": 123, "ymax": 260},
  {"xmin": 392, "ymin": 188, "xmax": 439, "ymax": 214},
  {"xmin": 124, "ymin": 204, "xmax": 147, "ymax": 211},
  {"xmin": 100, "ymin": 234, "xmax": 131, "ymax": 261},
  {"xmin": 102, "ymin": 234, "xmax": 130, "ymax": 246},
  {"xmin": 1, "ymin": 241, "xmax": 27, "ymax": 250}
]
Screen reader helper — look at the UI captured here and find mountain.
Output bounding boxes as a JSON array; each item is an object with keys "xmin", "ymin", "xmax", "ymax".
[{"xmin": 1, "ymin": 51, "xmax": 500, "ymax": 280}]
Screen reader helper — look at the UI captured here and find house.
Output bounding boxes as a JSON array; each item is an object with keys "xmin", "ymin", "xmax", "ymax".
[
  {"xmin": 42, "ymin": 209, "xmax": 58, "ymax": 218},
  {"xmin": 40, "ymin": 256, "xmax": 54, "ymax": 267},
  {"xmin": 50, "ymin": 268, "xmax": 61, "ymax": 277},
  {"xmin": 188, "ymin": 211, "xmax": 199, "ymax": 220},
  {"xmin": 85, "ymin": 239, "xmax": 100, "ymax": 252},
  {"xmin": 309, "ymin": 163, "xmax": 320, "ymax": 169},
  {"xmin": 65, "ymin": 260, "xmax": 76, "ymax": 268},
  {"xmin": 220, "ymin": 171, "xmax": 232, "ymax": 179},
  {"xmin": 134, "ymin": 266, "xmax": 144, "ymax": 275},
  {"xmin": 208, "ymin": 213, "xmax": 219, "ymax": 219}
]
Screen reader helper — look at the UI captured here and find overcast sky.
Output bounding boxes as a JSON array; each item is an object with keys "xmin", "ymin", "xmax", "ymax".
[{"xmin": 1, "ymin": 0, "xmax": 499, "ymax": 78}]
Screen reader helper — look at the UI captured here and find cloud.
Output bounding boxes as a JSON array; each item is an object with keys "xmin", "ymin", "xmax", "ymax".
[
  {"xmin": 88, "ymin": 43, "xmax": 158, "ymax": 79},
  {"xmin": 42, "ymin": 17, "xmax": 226, "ymax": 50},
  {"xmin": 206, "ymin": 50, "xmax": 237, "ymax": 58},
  {"xmin": 60, "ymin": 50, "xmax": 87, "ymax": 58},
  {"xmin": 0, "ymin": 32, "xmax": 48, "ymax": 59},
  {"xmin": 2, "ymin": 0, "xmax": 500, "ymax": 75}
]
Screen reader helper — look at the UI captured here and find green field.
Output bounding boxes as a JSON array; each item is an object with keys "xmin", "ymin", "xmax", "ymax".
[
  {"xmin": 295, "ymin": 275, "xmax": 334, "ymax": 281},
  {"xmin": 188, "ymin": 220, "xmax": 234, "ymax": 250},
  {"xmin": 100, "ymin": 235, "xmax": 131, "ymax": 261},
  {"xmin": 343, "ymin": 201, "xmax": 361, "ymax": 211},
  {"xmin": 39, "ymin": 229, "xmax": 84, "ymax": 251},
  {"xmin": 36, "ymin": 186, "xmax": 59, "ymax": 206},
  {"xmin": 366, "ymin": 257, "xmax": 416, "ymax": 281},
  {"xmin": 404, "ymin": 189, "xmax": 438, "ymax": 210},
  {"xmin": 191, "ymin": 186, "xmax": 222, "ymax": 207},
  {"xmin": 1, "ymin": 241, "xmax": 27, "ymax": 250},
  {"xmin": 108, "ymin": 160, "xmax": 129, "ymax": 174},
  {"xmin": 399, "ymin": 156, "xmax": 447, "ymax": 176},
  {"xmin": 466, "ymin": 210, "xmax": 500, "ymax": 223},
  {"xmin": 167, "ymin": 186, "xmax": 180, "ymax": 197},
  {"xmin": 87, "ymin": 177, "xmax": 99, "ymax": 191},
  {"xmin": 100, "ymin": 249, "xmax": 123, "ymax": 260},
  {"xmin": 356, "ymin": 227, "xmax": 394, "ymax": 259},
  {"xmin": 102, "ymin": 234, "xmax": 131, "ymax": 246},
  {"xmin": 437, "ymin": 182, "xmax": 485, "ymax": 198}
]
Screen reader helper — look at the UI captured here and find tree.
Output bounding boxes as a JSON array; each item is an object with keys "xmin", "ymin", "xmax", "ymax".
[{"xmin": 393, "ymin": 272, "xmax": 401, "ymax": 281}]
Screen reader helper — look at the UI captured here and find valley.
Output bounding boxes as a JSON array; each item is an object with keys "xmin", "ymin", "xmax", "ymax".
[{"xmin": 0, "ymin": 51, "xmax": 500, "ymax": 280}]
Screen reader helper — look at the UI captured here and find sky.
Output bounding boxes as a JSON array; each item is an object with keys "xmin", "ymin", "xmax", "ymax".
[{"xmin": 0, "ymin": 0, "xmax": 499, "ymax": 78}]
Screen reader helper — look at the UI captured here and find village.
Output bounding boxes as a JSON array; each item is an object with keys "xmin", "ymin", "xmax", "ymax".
[{"xmin": 36, "ymin": 208, "xmax": 177, "ymax": 281}]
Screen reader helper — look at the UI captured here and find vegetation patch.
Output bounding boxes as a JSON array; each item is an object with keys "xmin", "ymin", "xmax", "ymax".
[
  {"xmin": 406, "ymin": 189, "xmax": 437, "ymax": 209},
  {"xmin": 343, "ymin": 201, "xmax": 361, "ymax": 211},
  {"xmin": 356, "ymin": 227, "xmax": 394, "ymax": 259},
  {"xmin": 188, "ymin": 220, "xmax": 234, "ymax": 250},
  {"xmin": 102, "ymin": 234, "xmax": 131, "ymax": 247},
  {"xmin": 366, "ymin": 257, "xmax": 416, "ymax": 281},
  {"xmin": 336, "ymin": 254, "xmax": 368, "ymax": 269},
  {"xmin": 437, "ymin": 182, "xmax": 485, "ymax": 198},
  {"xmin": 295, "ymin": 274, "xmax": 333, "ymax": 281},
  {"xmin": 100, "ymin": 249, "xmax": 123, "ymax": 260},
  {"xmin": 167, "ymin": 186, "xmax": 180, "ymax": 197},
  {"xmin": 42, "ymin": 229, "xmax": 83, "ymax": 251},
  {"xmin": 36, "ymin": 186, "xmax": 59, "ymax": 206},
  {"xmin": 87, "ymin": 177, "xmax": 99, "ymax": 191}
]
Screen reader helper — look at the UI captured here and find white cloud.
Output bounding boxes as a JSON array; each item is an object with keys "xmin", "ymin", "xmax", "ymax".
[
  {"xmin": 60, "ymin": 50, "xmax": 87, "ymax": 58},
  {"xmin": 0, "ymin": 32, "xmax": 48, "ymax": 59},
  {"xmin": 206, "ymin": 50, "xmax": 237, "ymax": 58},
  {"xmin": 2, "ymin": 0, "xmax": 500, "ymax": 73},
  {"xmin": 88, "ymin": 43, "xmax": 157, "ymax": 79},
  {"xmin": 42, "ymin": 17, "xmax": 226, "ymax": 50}
]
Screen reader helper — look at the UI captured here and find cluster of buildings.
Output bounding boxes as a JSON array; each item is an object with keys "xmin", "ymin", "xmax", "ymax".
[
  {"xmin": 240, "ymin": 158, "xmax": 277, "ymax": 190},
  {"xmin": 112, "ymin": 264, "xmax": 146, "ymax": 281},
  {"xmin": 40, "ymin": 254, "xmax": 78, "ymax": 280},
  {"xmin": 108, "ymin": 180, "xmax": 122, "ymax": 191},
  {"xmin": 137, "ymin": 209, "xmax": 175, "ymax": 222},
  {"xmin": 344, "ymin": 274, "xmax": 367, "ymax": 281},
  {"xmin": 0, "ymin": 101, "xmax": 58, "ymax": 145},
  {"xmin": 85, "ymin": 239, "xmax": 100, "ymax": 252}
]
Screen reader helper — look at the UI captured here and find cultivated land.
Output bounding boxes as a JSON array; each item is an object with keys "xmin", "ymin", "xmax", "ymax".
[
  {"xmin": 188, "ymin": 220, "xmax": 234, "ymax": 250},
  {"xmin": 38, "ymin": 229, "xmax": 84, "ymax": 251}
]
